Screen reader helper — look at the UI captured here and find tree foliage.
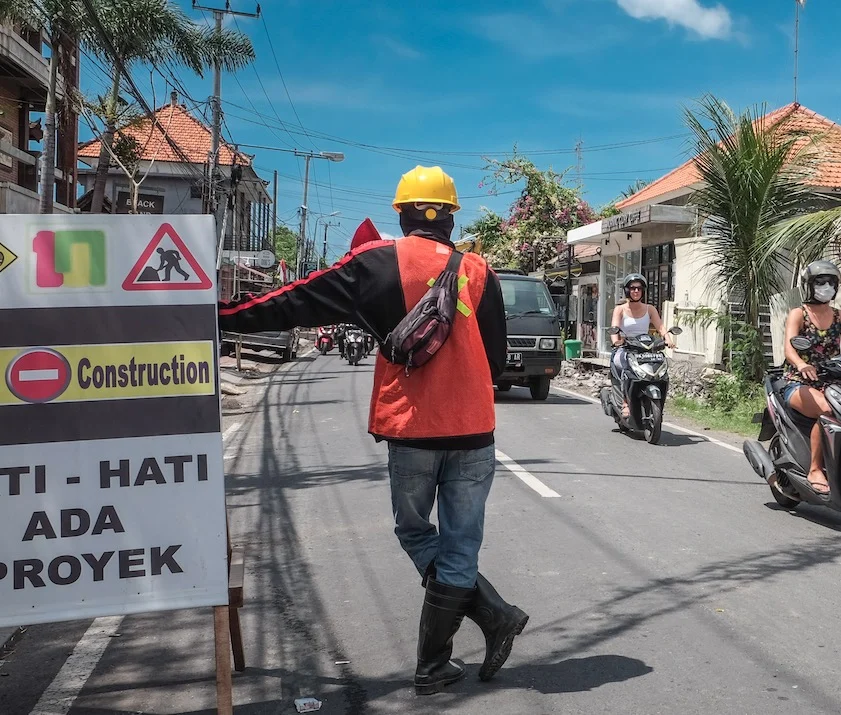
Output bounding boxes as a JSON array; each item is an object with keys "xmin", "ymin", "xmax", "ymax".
[
  {"xmin": 273, "ymin": 224, "xmax": 299, "ymax": 267},
  {"xmin": 463, "ymin": 151, "xmax": 609, "ymax": 272}
]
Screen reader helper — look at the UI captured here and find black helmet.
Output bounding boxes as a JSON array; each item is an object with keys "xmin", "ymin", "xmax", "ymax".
[
  {"xmin": 801, "ymin": 260, "xmax": 841, "ymax": 303},
  {"xmin": 623, "ymin": 273, "xmax": 647, "ymax": 300}
]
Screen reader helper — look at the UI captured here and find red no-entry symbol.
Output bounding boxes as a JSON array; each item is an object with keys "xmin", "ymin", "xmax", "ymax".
[{"xmin": 6, "ymin": 348, "xmax": 72, "ymax": 404}]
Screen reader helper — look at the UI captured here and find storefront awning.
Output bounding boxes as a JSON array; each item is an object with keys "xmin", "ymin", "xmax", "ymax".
[{"xmin": 568, "ymin": 203, "xmax": 695, "ymax": 244}]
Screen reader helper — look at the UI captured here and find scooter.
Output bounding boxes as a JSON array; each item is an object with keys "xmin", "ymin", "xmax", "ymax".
[
  {"xmin": 345, "ymin": 327, "xmax": 365, "ymax": 366},
  {"xmin": 317, "ymin": 325, "xmax": 336, "ymax": 355},
  {"xmin": 599, "ymin": 326, "xmax": 682, "ymax": 445},
  {"xmin": 364, "ymin": 332, "xmax": 376, "ymax": 356},
  {"xmin": 743, "ymin": 335, "xmax": 841, "ymax": 510}
]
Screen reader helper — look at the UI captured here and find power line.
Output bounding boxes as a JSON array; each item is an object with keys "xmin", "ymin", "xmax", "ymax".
[{"xmin": 259, "ymin": 11, "xmax": 317, "ymax": 151}]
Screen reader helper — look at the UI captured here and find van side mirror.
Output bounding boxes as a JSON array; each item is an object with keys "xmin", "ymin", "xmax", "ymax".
[
  {"xmin": 791, "ymin": 336, "xmax": 812, "ymax": 351},
  {"xmin": 669, "ymin": 326, "xmax": 683, "ymax": 336}
]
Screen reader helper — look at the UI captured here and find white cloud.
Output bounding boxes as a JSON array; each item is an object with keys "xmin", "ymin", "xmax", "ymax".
[
  {"xmin": 379, "ymin": 232, "xmax": 401, "ymax": 241},
  {"xmin": 616, "ymin": 0, "xmax": 732, "ymax": 40}
]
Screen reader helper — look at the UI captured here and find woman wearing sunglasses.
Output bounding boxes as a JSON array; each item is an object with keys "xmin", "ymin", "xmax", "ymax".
[
  {"xmin": 610, "ymin": 273, "xmax": 674, "ymax": 417},
  {"xmin": 782, "ymin": 261, "xmax": 841, "ymax": 495}
]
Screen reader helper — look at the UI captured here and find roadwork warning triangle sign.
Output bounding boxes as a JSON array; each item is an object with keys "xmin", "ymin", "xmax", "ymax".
[{"xmin": 123, "ymin": 223, "xmax": 212, "ymax": 291}]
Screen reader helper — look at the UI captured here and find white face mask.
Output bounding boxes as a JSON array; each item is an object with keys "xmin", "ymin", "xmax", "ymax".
[{"xmin": 813, "ymin": 283, "xmax": 837, "ymax": 303}]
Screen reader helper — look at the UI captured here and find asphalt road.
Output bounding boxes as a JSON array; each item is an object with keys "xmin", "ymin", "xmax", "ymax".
[{"xmin": 3, "ymin": 350, "xmax": 841, "ymax": 714}]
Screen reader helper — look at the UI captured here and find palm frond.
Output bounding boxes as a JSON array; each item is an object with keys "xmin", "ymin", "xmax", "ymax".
[
  {"xmin": 766, "ymin": 207, "xmax": 841, "ymax": 264},
  {"xmin": 683, "ymin": 94, "xmax": 822, "ymax": 326}
]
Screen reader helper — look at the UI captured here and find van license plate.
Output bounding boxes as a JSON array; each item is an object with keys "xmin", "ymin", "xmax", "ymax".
[{"xmin": 507, "ymin": 352, "xmax": 523, "ymax": 364}]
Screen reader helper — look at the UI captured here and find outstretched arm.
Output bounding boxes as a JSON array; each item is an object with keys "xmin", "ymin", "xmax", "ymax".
[{"xmin": 218, "ymin": 242, "xmax": 402, "ymax": 337}]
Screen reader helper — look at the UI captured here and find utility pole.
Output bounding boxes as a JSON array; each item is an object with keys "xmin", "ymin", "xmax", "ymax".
[
  {"xmin": 794, "ymin": 0, "xmax": 805, "ymax": 104},
  {"xmin": 272, "ymin": 169, "xmax": 277, "ymax": 238},
  {"xmin": 298, "ymin": 153, "xmax": 311, "ymax": 279},
  {"xmin": 322, "ymin": 222, "xmax": 329, "ymax": 266},
  {"xmin": 191, "ymin": 1, "xmax": 260, "ymax": 217}
]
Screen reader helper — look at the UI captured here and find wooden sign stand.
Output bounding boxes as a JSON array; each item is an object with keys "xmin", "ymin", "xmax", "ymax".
[{"xmin": 215, "ymin": 515, "xmax": 246, "ymax": 714}]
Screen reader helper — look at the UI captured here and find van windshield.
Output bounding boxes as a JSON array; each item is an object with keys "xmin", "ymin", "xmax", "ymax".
[{"xmin": 500, "ymin": 279, "xmax": 555, "ymax": 318}]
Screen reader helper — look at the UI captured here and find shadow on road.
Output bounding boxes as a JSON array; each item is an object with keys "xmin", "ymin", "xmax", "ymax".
[
  {"xmin": 764, "ymin": 501, "xmax": 841, "ymax": 531},
  {"xmin": 494, "ymin": 392, "xmax": 590, "ymax": 406}
]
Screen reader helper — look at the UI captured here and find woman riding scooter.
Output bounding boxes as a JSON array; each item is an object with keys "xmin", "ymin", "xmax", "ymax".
[
  {"xmin": 780, "ymin": 261, "xmax": 841, "ymax": 495},
  {"xmin": 610, "ymin": 274, "xmax": 674, "ymax": 417}
]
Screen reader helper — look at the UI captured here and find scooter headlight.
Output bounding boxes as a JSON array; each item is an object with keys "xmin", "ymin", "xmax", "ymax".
[{"xmin": 628, "ymin": 353, "xmax": 668, "ymax": 378}]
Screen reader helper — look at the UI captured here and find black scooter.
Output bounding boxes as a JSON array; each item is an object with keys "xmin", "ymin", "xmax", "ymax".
[
  {"xmin": 743, "ymin": 335, "xmax": 841, "ymax": 510},
  {"xmin": 599, "ymin": 326, "xmax": 682, "ymax": 445}
]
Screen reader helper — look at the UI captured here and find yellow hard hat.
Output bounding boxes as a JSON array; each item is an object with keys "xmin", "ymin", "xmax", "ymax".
[{"xmin": 393, "ymin": 165, "xmax": 460, "ymax": 213}]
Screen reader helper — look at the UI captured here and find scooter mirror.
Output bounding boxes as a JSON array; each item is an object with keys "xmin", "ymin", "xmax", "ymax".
[
  {"xmin": 608, "ymin": 327, "xmax": 621, "ymax": 336},
  {"xmin": 669, "ymin": 326, "xmax": 683, "ymax": 336},
  {"xmin": 791, "ymin": 336, "xmax": 812, "ymax": 351}
]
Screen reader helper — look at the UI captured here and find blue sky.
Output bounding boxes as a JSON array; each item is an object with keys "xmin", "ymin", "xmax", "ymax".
[{"xmin": 79, "ymin": 0, "xmax": 841, "ymax": 260}]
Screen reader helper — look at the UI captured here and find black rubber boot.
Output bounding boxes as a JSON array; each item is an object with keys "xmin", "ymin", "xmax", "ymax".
[
  {"xmin": 414, "ymin": 577, "xmax": 475, "ymax": 695},
  {"xmin": 465, "ymin": 573, "xmax": 529, "ymax": 681}
]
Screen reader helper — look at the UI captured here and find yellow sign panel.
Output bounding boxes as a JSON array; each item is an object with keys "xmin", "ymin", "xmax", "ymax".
[
  {"xmin": 0, "ymin": 341, "xmax": 215, "ymax": 406},
  {"xmin": 0, "ymin": 240, "xmax": 18, "ymax": 275}
]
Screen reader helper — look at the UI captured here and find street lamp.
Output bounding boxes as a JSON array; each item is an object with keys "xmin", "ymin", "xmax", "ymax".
[{"xmin": 297, "ymin": 151, "xmax": 344, "ymax": 278}]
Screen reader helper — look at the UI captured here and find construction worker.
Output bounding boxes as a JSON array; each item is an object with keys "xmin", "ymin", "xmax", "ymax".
[{"xmin": 218, "ymin": 165, "xmax": 528, "ymax": 695}]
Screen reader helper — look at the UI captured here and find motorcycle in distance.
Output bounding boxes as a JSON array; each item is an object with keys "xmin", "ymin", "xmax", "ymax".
[
  {"xmin": 743, "ymin": 335, "xmax": 841, "ymax": 510},
  {"xmin": 317, "ymin": 325, "xmax": 336, "ymax": 355},
  {"xmin": 345, "ymin": 327, "xmax": 366, "ymax": 366},
  {"xmin": 599, "ymin": 326, "xmax": 683, "ymax": 445}
]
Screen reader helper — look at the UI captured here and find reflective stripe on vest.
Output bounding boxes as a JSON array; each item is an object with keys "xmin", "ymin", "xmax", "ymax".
[{"xmin": 368, "ymin": 237, "xmax": 495, "ymax": 440}]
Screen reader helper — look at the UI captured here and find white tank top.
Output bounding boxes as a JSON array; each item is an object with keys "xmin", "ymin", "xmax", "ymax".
[{"xmin": 621, "ymin": 307, "xmax": 651, "ymax": 337}]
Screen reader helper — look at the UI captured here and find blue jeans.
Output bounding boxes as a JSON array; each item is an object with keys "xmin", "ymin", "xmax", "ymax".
[{"xmin": 387, "ymin": 443, "xmax": 495, "ymax": 589}]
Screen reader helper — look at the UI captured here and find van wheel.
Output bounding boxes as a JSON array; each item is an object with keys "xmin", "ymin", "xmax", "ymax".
[
  {"xmin": 530, "ymin": 377, "xmax": 551, "ymax": 401},
  {"xmin": 496, "ymin": 381, "xmax": 512, "ymax": 392}
]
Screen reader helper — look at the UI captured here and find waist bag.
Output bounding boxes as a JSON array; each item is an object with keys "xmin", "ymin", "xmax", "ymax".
[{"xmin": 383, "ymin": 249, "xmax": 464, "ymax": 373}]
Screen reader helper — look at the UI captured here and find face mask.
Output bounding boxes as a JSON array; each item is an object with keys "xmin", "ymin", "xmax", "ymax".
[{"xmin": 813, "ymin": 283, "xmax": 837, "ymax": 303}]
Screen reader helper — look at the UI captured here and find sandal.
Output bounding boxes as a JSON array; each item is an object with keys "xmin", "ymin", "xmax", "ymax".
[{"xmin": 808, "ymin": 476, "xmax": 831, "ymax": 495}]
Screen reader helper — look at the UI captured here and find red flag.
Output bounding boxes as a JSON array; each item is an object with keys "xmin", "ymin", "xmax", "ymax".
[{"xmin": 350, "ymin": 218, "xmax": 382, "ymax": 251}]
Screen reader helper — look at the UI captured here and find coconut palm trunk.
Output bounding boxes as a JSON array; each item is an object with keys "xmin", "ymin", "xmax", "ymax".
[
  {"xmin": 37, "ymin": 30, "xmax": 60, "ymax": 214},
  {"xmin": 89, "ymin": 68, "xmax": 120, "ymax": 214}
]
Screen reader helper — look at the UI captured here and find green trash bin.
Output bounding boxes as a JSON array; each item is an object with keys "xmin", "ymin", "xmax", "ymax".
[{"xmin": 564, "ymin": 339, "xmax": 582, "ymax": 360}]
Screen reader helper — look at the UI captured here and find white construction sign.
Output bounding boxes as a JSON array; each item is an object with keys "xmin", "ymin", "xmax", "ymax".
[{"xmin": 0, "ymin": 215, "xmax": 228, "ymax": 627}]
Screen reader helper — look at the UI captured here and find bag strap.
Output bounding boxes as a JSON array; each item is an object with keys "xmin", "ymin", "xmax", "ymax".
[{"xmin": 433, "ymin": 249, "xmax": 463, "ymax": 284}]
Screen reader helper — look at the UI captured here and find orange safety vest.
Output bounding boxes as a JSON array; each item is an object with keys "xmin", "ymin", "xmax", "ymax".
[{"xmin": 369, "ymin": 236, "xmax": 495, "ymax": 441}]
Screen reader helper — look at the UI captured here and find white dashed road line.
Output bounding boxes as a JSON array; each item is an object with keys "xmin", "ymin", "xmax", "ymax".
[
  {"xmin": 29, "ymin": 617, "xmax": 123, "ymax": 715},
  {"xmin": 551, "ymin": 385, "xmax": 743, "ymax": 454},
  {"xmin": 496, "ymin": 449, "xmax": 561, "ymax": 498}
]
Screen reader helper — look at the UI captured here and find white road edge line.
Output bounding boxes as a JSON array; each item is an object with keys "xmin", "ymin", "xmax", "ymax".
[
  {"xmin": 222, "ymin": 421, "xmax": 242, "ymax": 460},
  {"xmin": 31, "ymin": 423, "xmax": 244, "ymax": 715},
  {"xmin": 496, "ymin": 449, "xmax": 561, "ymax": 498},
  {"xmin": 551, "ymin": 385, "xmax": 743, "ymax": 454},
  {"xmin": 30, "ymin": 616, "xmax": 123, "ymax": 715}
]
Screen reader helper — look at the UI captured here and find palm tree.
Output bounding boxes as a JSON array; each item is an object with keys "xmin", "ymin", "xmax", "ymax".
[
  {"xmin": 0, "ymin": 0, "xmax": 87, "ymax": 213},
  {"xmin": 619, "ymin": 178, "xmax": 651, "ymax": 199},
  {"xmin": 87, "ymin": 0, "xmax": 254, "ymax": 213},
  {"xmin": 684, "ymin": 96, "xmax": 818, "ymax": 352}
]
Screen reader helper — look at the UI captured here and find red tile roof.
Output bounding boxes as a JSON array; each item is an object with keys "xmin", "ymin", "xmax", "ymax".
[
  {"xmin": 78, "ymin": 102, "xmax": 250, "ymax": 167},
  {"xmin": 574, "ymin": 243, "xmax": 600, "ymax": 259},
  {"xmin": 617, "ymin": 103, "xmax": 841, "ymax": 209}
]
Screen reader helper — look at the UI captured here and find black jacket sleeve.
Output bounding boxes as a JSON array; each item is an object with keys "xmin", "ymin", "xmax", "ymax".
[
  {"xmin": 218, "ymin": 243, "xmax": 405, "ymax": 339},
  {"xmin": 476, "ymin": 269, "xmax": 507, "ymax": 380}
]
